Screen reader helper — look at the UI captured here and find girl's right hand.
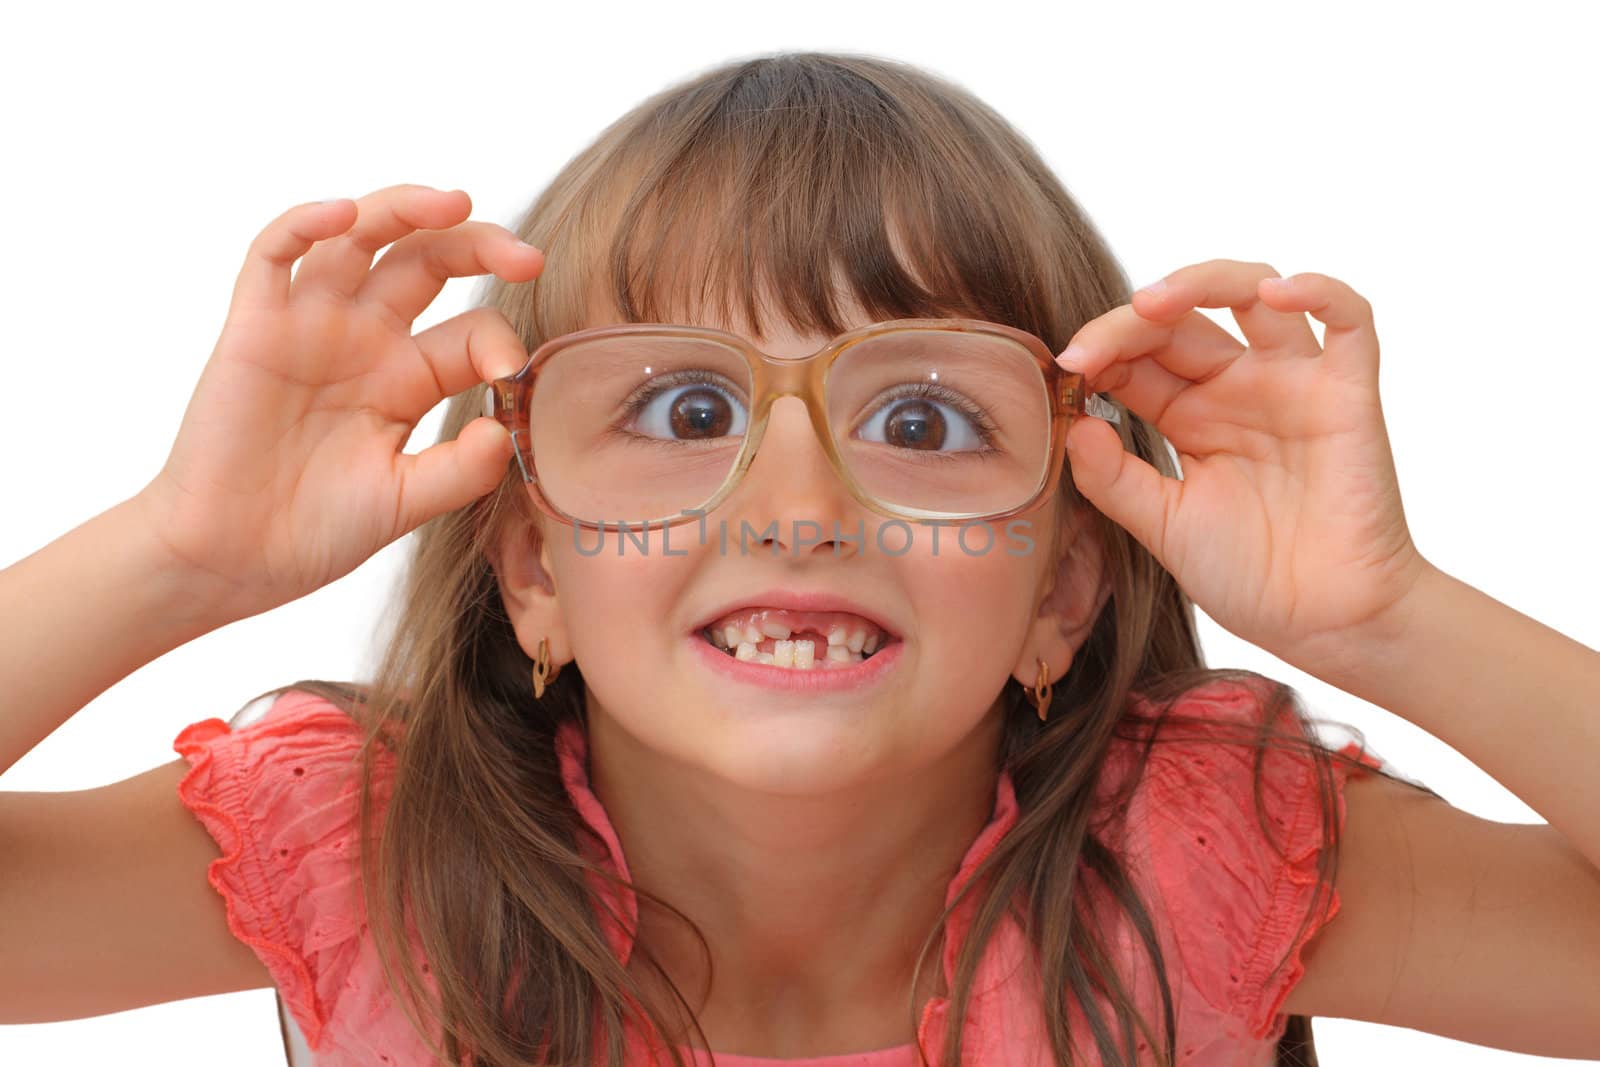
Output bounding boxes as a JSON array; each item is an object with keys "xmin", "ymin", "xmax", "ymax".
[{"xmin": 134, "ymin": 184, "xmax": 545, "ymax": 622}]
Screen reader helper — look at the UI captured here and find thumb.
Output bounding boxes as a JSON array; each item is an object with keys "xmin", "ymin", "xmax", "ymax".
[
  {"xmin": 396, "ymin": 417, "xmax": 516, "ymax": 533},
  {"xmin": 1064, "ymin": 416, "xmax": 1178, "ymax": 562}
]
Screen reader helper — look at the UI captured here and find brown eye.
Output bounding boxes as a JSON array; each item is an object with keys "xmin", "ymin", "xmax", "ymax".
[
  {"xmin": 858, "ymin": 392, "xmax": 987, "ymax": 452},
  {"xmin": 629, "ymin": 379, "xmax": 749, "ymax": 441},
  {"xmin": 881, "ymin": 399, "xmax": 946, "ymax": 450},
  {"xmin": 668, "ymin": 388, "xmax": 735, "ymax": 439}
]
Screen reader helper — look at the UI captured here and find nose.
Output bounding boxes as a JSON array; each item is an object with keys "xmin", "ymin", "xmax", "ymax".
[{"xmin": 723, "ymin": 396, "xmax": 865, "ymax": 559}]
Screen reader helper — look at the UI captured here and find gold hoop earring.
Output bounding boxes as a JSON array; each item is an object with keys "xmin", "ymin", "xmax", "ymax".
[
  {"xmin": 1026, "ymin": 657, "xmax": 1052, "ymax": 722},
  {"xmin": 532, "ymin": 637, "xmax": 562, "ymax": 699}
]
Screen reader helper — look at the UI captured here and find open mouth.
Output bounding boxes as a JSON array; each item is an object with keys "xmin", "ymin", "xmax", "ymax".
[{"xmin": 698, "ymin": 608, "xmax": 894, "ymax": 671}]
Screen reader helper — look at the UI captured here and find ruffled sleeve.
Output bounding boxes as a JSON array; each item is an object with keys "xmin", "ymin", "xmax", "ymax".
[
  {"xmin": 172, "ymin": 688, "xmax": 383, "ymax": 1052},
  {"xmin": 1135, "ymin": 677, "xmax": 1386, "ymax": 1041}
]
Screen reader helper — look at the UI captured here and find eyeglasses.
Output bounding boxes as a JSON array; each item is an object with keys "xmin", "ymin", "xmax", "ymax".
[{"xmin": 482, "ymin": 317, "xmax": 1121, "ymax": 530}]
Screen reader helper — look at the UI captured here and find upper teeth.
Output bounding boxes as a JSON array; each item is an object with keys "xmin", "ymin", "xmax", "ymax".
[{"xmin": 700, "ymin": 607, "xmax": 890, "ymax": 669}]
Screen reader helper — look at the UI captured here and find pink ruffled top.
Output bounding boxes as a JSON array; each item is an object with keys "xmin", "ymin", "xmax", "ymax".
[{"xmin": 173, "ymin": 679, "xmax": 1383, "ymax": 1065}]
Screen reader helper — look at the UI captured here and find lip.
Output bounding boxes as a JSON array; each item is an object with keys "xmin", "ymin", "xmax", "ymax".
[
  {"xmin": 688, "ymin": 589, "xmax": 902, "ymax": 641},
  {"xmin": 688, "ymin": 627, "xmax": 904, "ymax": 693}
]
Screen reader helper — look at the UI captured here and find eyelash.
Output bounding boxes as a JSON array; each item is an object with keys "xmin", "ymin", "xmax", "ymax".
[
  {"xmin": 857, "ymin": 381, "xmax": 1002, "ymax": 453},
  {"xmin": 607, "ymin": 372, "xmax": 1004, "ymax": 457},
  {"xmin": 609, "ymin": 369, "xmax": 747, "ymax": 449}
]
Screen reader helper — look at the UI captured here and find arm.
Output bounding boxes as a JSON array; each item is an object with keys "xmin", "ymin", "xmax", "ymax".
[
  {"xmin": 0, "ymin": 758, "xmax": 275, "ymax": 1020},
  {"xmin": 3, "ymin": 185, "xmax": 536, "ymax": 780},
  {"xmin": 1282, "ymin": 564, "xmax": 1600, "ymax": 1055},
  {"xmin": 1054, "ymin": 261, "xmax": 1600, "ymax": 1053},
  {"xmin": 0, "ymin": 493, "xmax": 236, "ymax": 777},
  {"xmin": 1334, "ymin": 562, "xmax": 1600, "ymax": 874},
  {"xmin": 1282, "ymin": 768, "xmax": 1600, "ymax": 1055},
  {"xmin": 0, "ymin": 185, "xmax": 534, "ymax": 1026}
]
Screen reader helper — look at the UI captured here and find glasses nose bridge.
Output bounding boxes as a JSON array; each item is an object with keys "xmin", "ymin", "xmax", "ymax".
[
  {"xmin": 749, "ymin": 343, "xmax": 833, "ymax": 423},
  {"xmin": 740, "ymin": 344, "xmax": 846, "ymax": 492}
]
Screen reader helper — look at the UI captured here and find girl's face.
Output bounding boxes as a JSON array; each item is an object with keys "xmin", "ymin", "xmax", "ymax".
[{"xmin": 495, "ymin": 314, "xmax": 1109, "ymax": 795}]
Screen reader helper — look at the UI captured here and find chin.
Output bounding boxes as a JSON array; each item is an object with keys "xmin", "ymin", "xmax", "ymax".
[{"xmin": 668, "ymin": 709, "xmax": 897, "ymax": 797}]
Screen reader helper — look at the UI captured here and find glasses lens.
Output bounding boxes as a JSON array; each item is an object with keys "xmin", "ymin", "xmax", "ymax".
[
  {"xmin": 528, "ymin": 334, "xmax": 753, "ymax": 524},
  {"xmin": 825, "ymin": 330, "xmax": 1052, "ymax": 517}
]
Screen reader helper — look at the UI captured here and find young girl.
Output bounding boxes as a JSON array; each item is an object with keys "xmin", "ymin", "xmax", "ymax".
[{"xmin": 3, "ymin": 51, "xmax": 1598, "ymax": 1067}]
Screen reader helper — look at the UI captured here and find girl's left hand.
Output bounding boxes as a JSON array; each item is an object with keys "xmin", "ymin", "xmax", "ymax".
[{"xmin": 1056, "ymin": 259, "xmax": 1434, "ymax": 680}]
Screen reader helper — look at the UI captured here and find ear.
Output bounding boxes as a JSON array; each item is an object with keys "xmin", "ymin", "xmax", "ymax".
[
  {"xmin": 1011, "ymin": 508, "xmax": 1111, "ymax": 690},
  {"xmin": 485, "ymin": 509, "xmax": 573, "ymax": 670}
]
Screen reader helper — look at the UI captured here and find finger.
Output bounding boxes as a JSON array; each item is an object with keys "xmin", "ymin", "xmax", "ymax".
[
  {"xmin": 1074, "ymin": 354, "xmax": 1195, "ymax": 430},
  {"xmin": 358, "ymin": 222, "xmax": 545, "ymax": 325},
  {"xmin": 1063, "ymin": 414, "xmax": 1180, "ymax": 563},
  {"xmin": 394, "ymin": 413, "xmax": 516, "ymax": 534},
  {"xmin": 1135, "ymin": 260, "xmax": 1319, "ymax": 355},
  {"xmin": 1058, "ymin": 302, "xmax": 1243, "ymax": 387},
  {"xmin": 387, "ymin": 306, "xmax": 530, "ymax": 424},
  {"xmin": 229, "ymin": 199, "xmax": 357, "ymax": 312},
  {"xmin": 291, "ymin": 184, "xmax": 472, "ymax": 301},
  {"xmin": 1258, "ymin": 272, "xmax": 1380, "ymax": 379}
]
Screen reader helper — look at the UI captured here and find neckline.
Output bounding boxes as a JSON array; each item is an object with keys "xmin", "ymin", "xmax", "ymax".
[
  {"xmin": 552, "ymin": 718, "xmax": 1023, "ymax": 1061},
  {"xmin": 678, "ymin": 1042, "xmax": 917, "ymax": 1065}
]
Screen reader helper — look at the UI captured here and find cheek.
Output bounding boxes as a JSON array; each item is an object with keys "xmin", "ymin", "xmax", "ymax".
[
  {"xmin": 548, "ymin": 534, "xmax": 701, "ymax": 650},
  {"xmin": 893, "ymin": 533, "xmax": 1045, "ymax": 707}
]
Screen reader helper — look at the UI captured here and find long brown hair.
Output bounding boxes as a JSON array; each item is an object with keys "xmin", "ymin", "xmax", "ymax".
[{"xmin": 239, "ymin": 51, "xmax": 1438, "ymax": 1066}]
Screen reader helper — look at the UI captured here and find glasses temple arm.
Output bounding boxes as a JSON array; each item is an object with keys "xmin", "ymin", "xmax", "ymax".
[{"xmin": 1083, "ymin": 392, "xmax": 1123, "ymax": 425}]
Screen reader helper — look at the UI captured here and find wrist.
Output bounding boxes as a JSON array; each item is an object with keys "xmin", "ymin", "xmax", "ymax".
[
  {"xmin": 1294, "ymin": 554, "xmax": 1451, "ymax": 703},
  {"xmin": 121, "ymin": 491, "xmax": 251, "ymax": 632},
  {"xmin": 0, "ymin": 495, "xmax": 242, "ymax": 773}
]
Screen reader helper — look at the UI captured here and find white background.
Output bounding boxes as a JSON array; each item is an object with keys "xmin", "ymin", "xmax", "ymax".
[{"xmin": 2, "ymin": 0, "xmax": 1597, "ymax": 1063}]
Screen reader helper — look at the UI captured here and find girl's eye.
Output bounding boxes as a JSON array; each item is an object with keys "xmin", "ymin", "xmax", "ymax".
[
  {"xmin": 855, "ymin": 390, "xmax": 989, "ymax": 452},
  {"xmin": 627, "ymin": 378, "xmax": 749, "ymax": 441}
]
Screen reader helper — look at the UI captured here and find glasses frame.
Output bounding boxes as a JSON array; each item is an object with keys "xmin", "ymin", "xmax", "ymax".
[{"xmin": 482, "ymin": 317, "xmax": 1121, "ymax": 530}]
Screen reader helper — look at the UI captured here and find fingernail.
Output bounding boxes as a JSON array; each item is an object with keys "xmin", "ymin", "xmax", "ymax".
[
  {"xmin": 1263, "ymin": 274, "xmax": 1294, "ymax": 289},
  {"xmin": 1057, "ymin": 343, "xmax": 1087, "ymax": 370},
  {"xmin": 1136, "ymin": 278, "xmax": 1169, "ymax": 299}
]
